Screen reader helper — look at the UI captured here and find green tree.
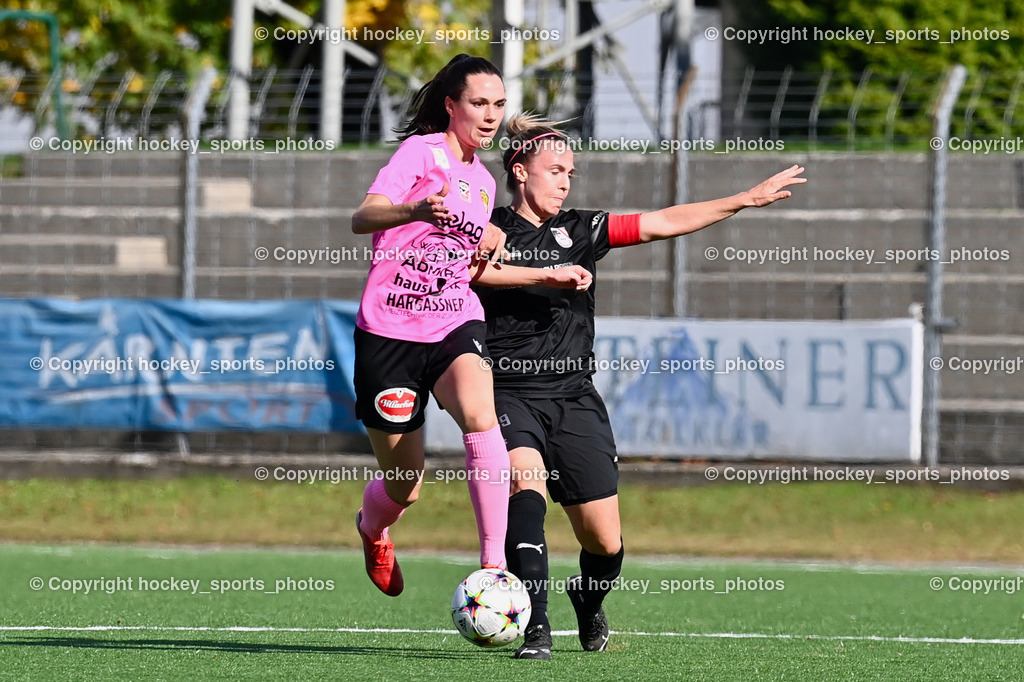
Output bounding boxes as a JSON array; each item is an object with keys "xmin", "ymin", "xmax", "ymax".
[
  {"xmin": 736, "ymin": 0, "xmax": 1024, "ymax": 141},
  {"xmin": 1, "ymin": 0, "xmax": 233, "ymax": 75},
  {"xmin": 0, "ymin": 0, "xmax": 505, "ymax": 139}
]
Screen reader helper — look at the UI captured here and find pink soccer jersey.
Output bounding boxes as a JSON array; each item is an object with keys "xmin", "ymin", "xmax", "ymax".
[{"xmin": 356, "ymin": 133, "xmax": 495, "ymax": 343}]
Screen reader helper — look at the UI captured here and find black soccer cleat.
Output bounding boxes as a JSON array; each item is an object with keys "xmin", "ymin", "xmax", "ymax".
[
  {"xmin": 567, "ymin": 574, "xmax": 610, "ymax": 652},
  {"xmin": 513, "ymin": 622, "xmax": 553, "ymax": 660}
]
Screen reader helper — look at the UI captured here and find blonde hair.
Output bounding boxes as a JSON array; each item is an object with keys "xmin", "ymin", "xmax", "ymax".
[{"xmin": 502, "ymin": 112, "xmax": 572, "ymax": 193}]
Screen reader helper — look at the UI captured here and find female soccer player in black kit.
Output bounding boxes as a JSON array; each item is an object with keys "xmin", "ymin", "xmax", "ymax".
[{"xmin": 474, "ymin": 114, "xmax": 806, "ymax": 658}]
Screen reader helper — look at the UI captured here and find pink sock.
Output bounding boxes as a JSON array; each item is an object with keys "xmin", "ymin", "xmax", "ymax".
[
  {"xmin": 359, "ymin": 478, "xmax": 406, "ymax": 542},
  {"xmin": 463, "ymin": 425, "xmax": 511, "ymax": 568}
]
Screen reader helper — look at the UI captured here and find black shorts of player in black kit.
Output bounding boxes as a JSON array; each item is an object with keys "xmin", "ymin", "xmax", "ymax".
[
  {"xmin": 495, "ymin": 385, "xmax": 618, "ymax": 506},
  {"xmin": 353, "ymin": 320, "xmax": 490, "ymax": 433}
]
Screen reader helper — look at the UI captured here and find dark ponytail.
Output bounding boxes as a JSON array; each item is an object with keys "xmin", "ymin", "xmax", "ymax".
[{"xmin": 395, "ymin": 54, "xmax": 502, "ymax": 140}]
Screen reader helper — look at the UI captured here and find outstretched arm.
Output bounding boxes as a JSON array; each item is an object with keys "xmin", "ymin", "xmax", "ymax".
[
  {"xmin": 637, "ymin": 165, "xmax": 806, "ymax": 243},
  {"xmin": 470, "ymin": 262, "xmax": 593, "ymax": 291}
]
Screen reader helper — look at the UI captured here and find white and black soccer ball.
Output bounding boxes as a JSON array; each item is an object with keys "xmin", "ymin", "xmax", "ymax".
[{"xmin": 450, "ymin": 568, "xmax": 532, "ymax": 648}]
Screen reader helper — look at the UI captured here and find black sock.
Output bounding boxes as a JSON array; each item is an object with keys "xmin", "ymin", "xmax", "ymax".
[
  {"xmin": 505, "ymin": 490, "xmax": 549, "ymax": 628},
  {"xmin": 578, "ymin": 539, "xmax": 624, "ymax": 616}
]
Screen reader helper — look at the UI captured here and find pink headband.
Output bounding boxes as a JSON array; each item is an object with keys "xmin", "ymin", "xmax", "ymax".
[{"xmin": 505, "ymin": 132, "xmax": 565, "ymax": 169}]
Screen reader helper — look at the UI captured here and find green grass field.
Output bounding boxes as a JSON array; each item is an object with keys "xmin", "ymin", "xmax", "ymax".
[
  {"xmin": 2, "ymin": 543, "xmax": 1023, "ymax": 680},
  {"xmin": 2, "ymin": 477, "xmax": 1023, "ymax": 562}
]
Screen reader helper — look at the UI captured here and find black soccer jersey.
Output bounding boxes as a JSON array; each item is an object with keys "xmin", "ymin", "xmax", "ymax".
[{"xmin": 474, "ymin": 206, "xmax": 614, "ymax": 396}]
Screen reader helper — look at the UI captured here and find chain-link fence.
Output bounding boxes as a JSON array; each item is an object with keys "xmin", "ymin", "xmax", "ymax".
[{"xmin": 1, "ymin": 67, "xmax": 1022, "ymax": 462}]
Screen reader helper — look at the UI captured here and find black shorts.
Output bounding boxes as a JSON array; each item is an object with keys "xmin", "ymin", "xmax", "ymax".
[
  {"xmin": 353, "ymin": 320, "xmax": 490, "ymax": 433},
  {"xmin": 494, "ymin": 385, "xmax": 618, "ymax": 506}
]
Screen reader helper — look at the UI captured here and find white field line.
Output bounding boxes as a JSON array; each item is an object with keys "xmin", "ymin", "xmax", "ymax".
[{"xmin": 0, "ymin": 625, "xmax": 1022, "ymax": 645}]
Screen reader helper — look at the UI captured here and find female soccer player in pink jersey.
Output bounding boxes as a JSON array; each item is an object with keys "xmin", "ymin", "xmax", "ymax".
[{"xmin": 352, "ymin": 56, "xmax": 590, "ymax": 597}]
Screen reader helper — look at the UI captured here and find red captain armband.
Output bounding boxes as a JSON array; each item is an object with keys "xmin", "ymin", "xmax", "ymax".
[{"xmin": 607, "ymin": 213, "xmax": 642, "ymax": 247}]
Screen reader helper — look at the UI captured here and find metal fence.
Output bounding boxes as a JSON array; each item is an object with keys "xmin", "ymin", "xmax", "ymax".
[
  {"xmin": 9, "ymin": 65, "xmax": 1024, "ymax": 149},
  {"xmin": 1, "ymin": 66, "xmax": 1022, "ymax": 463}
]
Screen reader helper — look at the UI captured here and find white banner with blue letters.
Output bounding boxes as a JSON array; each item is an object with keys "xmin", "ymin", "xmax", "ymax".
[{"xmin": 426, "ymin": 318, "xmax": 923, "ymax": 462}]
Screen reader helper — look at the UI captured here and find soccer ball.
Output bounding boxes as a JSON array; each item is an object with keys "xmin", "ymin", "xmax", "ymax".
[{"xmin": 450, "ymin": 568, "xmax": 532, "ymax": 648}]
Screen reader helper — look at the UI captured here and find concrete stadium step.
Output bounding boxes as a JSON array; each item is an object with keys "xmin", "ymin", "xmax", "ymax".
[
  {"xmin": 0, "ymin": 234, "xmax": 176, "ymax": 271},
  {"xmin": 936, "ymin": 335, "xmax": 1024, "ymax": 402},
  {"xmin": 248, "ymin": 153, "xmax": 408, "ymax": 208},
  {"xmin": 15, "ymin": 152, "xmax": 398, "ymax": 210},
  {"xmin": 0, "ymin": 207, "xmax": 357, "ymax": 240},
  {"xmin": 0, "ymin": 207, "xmax": 180, "ymax": 235},
  {"xmin": 685, "ymin": 154, "xmax": 929, "ymax": 212},
  {"xmin": 191, "ymin": 272, "xmax": 368, "ymax": 300},
  {"xmin": 594, "ymin": 277, "xmax": 672, "ymax": 317},
  {"xmin": 3, "ymin": 209, "xmax": 670, "ymax": 270},
  {"xmin": 4, "ymin": 204, "xmax": 1016, "ymax": 274},
  {"xmin": 0, "ymin": 235, "xmax": 115, "ymax": 266},
  {"xmin": 188, "ymin": 221, "xmax": 676, "ymax": 270},
  {"xmin": 0, "ymin": 271, "xmax": 181, "ymax": 298},
  {"xmin": 188, "ymin": 214, "xmax": 362, "ymax": 265},
  {"xmin": 686, "ymin": 275, "xmax": 1024, "ymax": 337},
  {"xmin": 20, "ymin": 153, "xmax": 185, "ymax": 178},
  {"xmin": 945, "ymin": 335, "xmax": 1024, "ymax": 353},
  {"xmin": 682, "ymin": 154, "xmax": 1024, "ymax": 211},
  {"xmin": 0, "ymin": 177, "xmax": 181, "ymax": 207},
  {"xmin": 943, "ymin": 281, "xmax": 1024, "ymax": 338},
  {"xmin": 19, "ymin": 151, "xmax": 325, "ymax": 179},
  {"xmin": 600, "ymin": 239, "xmax": 672, "ymax": 273},
  {"xmin": 191, "ymin": 269, "xmax": 667, "ymax": 302},
  {"xmin": 686, "ymin": 275, "xmax": 925, "ymax": 320},
  {"xmin": 938, "ymin": 408, "xmax": 1024, "ymax": 464},
  {"xmin": 939, "ymin": 372, "xmax": 1024, "ymax": 403},
  {"xmin": 690, "ymin": 212, "xmax": 1024, "ymax": 276},
  {"xmin": 15, "ymin": 152, "xmax": 1022, "ymax": 211},
  {"xmin": 0, "ymin": 178, "xmax": 259, "ymax": 211}
]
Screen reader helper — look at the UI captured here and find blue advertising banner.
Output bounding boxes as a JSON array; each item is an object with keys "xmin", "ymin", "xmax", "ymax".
[{"xmin": 0, "ymin": 298, "xmax": 362, "ymax": 433}]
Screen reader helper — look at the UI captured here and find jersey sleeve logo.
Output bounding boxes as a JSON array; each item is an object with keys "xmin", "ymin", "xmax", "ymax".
[
  {"xmin": 375, "ymin": 388, "xmax": 418, "ymax": 423},
  {"xmin": 550, "ymin": 226, "xmax": 573, "ymax": 248},
  {"xmin": 431, "ymin": 147, "xmax": 450, "ymax": 169}
]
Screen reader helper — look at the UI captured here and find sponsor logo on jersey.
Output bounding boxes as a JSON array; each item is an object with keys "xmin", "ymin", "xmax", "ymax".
[
  {"xmin": 431, "ymin": 147, "xmax": 450, "ymax": 169},
  {"xmin": 480, "ymin": 188, "xmax": 489, "ymax": 212},
  {"xmin": 374, "ymin": 388, "xmax": 418, "ymax": 423},
  {"xmin": 550, "ymin": 226, "xmax": 573, "ymax": 248},
  {"xmin": 458, "ymin": 179, "xmax": 471, "ymax": 201},
  {"xmin": 385, "ymin": 292, "xmax": 465, "ymax": 312}
]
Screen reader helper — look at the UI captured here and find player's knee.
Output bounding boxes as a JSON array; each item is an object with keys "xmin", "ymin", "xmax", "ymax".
[
  {"xmin": 460, "ymin": 410, "xmax": 498, "ymax": 434},
  {"xmin": 583, "ymin": 533, "xmax": 622, "ymax": 556},
  {"xmin": 509, "ymin": 474, "xmax": 545, "ymax": 496},
  {"xmin": 386, "ymin": 479, "xmax": 421, "ymax": 506}
]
